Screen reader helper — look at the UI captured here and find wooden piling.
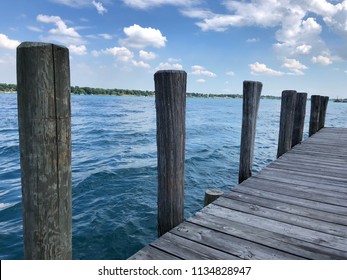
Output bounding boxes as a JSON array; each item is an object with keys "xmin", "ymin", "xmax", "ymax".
[
  {"xmin": 204, "ymin": 189, "xmax": 224, "ymax": 206},
  {"xmin": 309, "ymin": 95, "xmax": 321, "ymax": 136},
  {"xmin": 238, "ymin": 81, "xmax": 262, "ymax": 184},
  {"xmin": 319, "ymin": 96, "xmax": 329, "ymax": 129},
  {"xmin": 155, "ymin": 70, "xmax": 187, "ymax": 237},
  {"xmin": 277, "ymin": 90, "xmax": 297, "ymax": 158},
  {"xmin": 17, "ymin": 42, "xmax": 72, "ymax": 259},
  {"xmin": 291, "ymin": 92, "xmax": 307, "ymax": 148}
]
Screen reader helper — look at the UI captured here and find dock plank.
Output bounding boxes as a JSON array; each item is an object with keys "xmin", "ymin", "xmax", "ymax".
[{"xmin": 130, "ymin": 127, "xmax": 347, "ymax": 260}]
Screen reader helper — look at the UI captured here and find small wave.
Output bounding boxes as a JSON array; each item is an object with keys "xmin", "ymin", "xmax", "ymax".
[{"xmin": 0, "ymin": 203, "xmax": 16, "ymax": 211}]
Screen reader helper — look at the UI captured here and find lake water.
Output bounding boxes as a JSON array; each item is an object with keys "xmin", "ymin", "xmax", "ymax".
[{"xmin": 1, "ymin": 93, "xmax": 346, "ymax": 259}]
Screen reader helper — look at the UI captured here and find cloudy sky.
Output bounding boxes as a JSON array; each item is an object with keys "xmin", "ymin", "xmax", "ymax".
[{"xmin": 1, "ymin": 0, "xmax": 347, "ymax": 97}]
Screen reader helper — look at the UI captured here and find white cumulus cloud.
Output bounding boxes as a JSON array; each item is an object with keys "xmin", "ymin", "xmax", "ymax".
[
  {"xmin": 139, "ymin": 50, "xmax": 156, "ymax": 60},
  {"xmin": 37, "ymin": 14, "xmax": 80, "ymax": 37},
  {"xmin": 191, "ymin": 65, "xmax": 217, "ymax": 77},
  {"xmin": 182, "ymin": 0, "xmax": 347, "ymax": 64},
  {"xmin": 69, "ymin": 44, "xmax": 87, "ymax": 55},
  {"xmin": 0, "ymin": 34, "xmax": 20, "ymax": 50},
  {"xmin": 249, "ymin": 62, "xmax": 284, "ymax": 76},
  {"xmin": 132, "ymin": 60, "xmax": 151, "ymax": 69},
  {"xmin": 312, "ymin": 55, "xmax": 333, "ymax": 65},
  {"xmin": 296, "ymin": 44, "xmax": 312, "ymax": 55},
  {"xmin": 102, "ymin": 46, "xmax": 134, "ymax": 62},
  {"xmin": 37, "ymin": 14, "xmax": 84, "ymax": 45},
  {"xmin": 196, "ymin": 78, "xmax": 206, "ymax": 83},
  {"xmin": 120, "ymin": 24, "xmax": 167, "ymax": 49},
  {"xmin": 92, "ymin": 1, "xmax": 108, "ymax": 15},
  {"xmin": 156, "ymin": 62, "xmax": 183, "ymax": 71},
  {"xmin": 282, "ymin": 58, "xmax": 307, "ymax": 75}
]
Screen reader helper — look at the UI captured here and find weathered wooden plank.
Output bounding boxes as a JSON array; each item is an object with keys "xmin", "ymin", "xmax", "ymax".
[
  {"xmin": 255, "ymin": 172, "xmax": 347, "ymax": 195},
  {"xmin": 278, "ymin": 153, "xmax": 347, "ymax": 167},
  {"xmin": 151, "ymin": 232, "xmax": 240, "ymax": 260},
  {"xmin": 221, "ymin": 191, "xmax": 347, "ymax": 226},
  {"xmin": 170, "ymin": 222, "xmax": 303, "ymax": 259},
  {"xmin": 189, "ymin": 211, "xmax": 344, "ymax": 259},
  {"xmin": 201, "ymin": 204, "xmax": 347, "ymax": 252},
  {"xmin": 257, "ymin": 165, "xmax": 347, "ymax": 188},
  {"xmin": 214, "ymin": 196, "xmax": 347, "ymax": 237},
  {"xmin": 240, "ymin": 177, "xmax": 347, "ymax": 206},
  {"xmin": 129, "ymin": 245, "xmax": 181, "ymax": 260},
  {"xmin": 233, "ymin": 184, "xmax": 347, "ymax": 216},
  {"xmin": 260, "ymin": 165, "xmax": 347, "ymax": 184},
  {"xmin": 249, "ymin": 173, "xmax": 347, "ymax": 201},
  {"xmin": 267, "ymin": 162, "xmax": 347, "ymax": 181},
  {"xmin": 267, "ymin": 157, "xmax": 347, "ymax": 176},
  {"xmin": 132, "ymin": 127, "xmax": 347, "ymax": 260}
]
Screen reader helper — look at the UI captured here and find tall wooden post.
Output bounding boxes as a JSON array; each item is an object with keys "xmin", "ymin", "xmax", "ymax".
[
  {"xmin": 17, "ymin": 42, "xmax": 72, "ymax": 259},
  {"xmin": 155, "ymin": 70, "xmax": 187, "ymax": 237},
  {"xmin": 277, "ymin": 90, "xmax": 297, "ymax": 158},
  {"xmin": 309, "ymin": 95, "xmax": 321, "ymax": 136},
  {"xmin": 291, "ymin": 92, "xmax": 307, "ymax": 148},
  {"xmin": 319, "ymin": 96, "xmax": 329, "ymax": 129},
  {"xmin": 238, "ymin": 81, "xmax": 262, "ymax": 183}
]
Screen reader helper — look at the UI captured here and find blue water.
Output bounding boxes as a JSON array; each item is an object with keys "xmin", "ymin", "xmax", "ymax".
[{"xmin": 1, "ymin": 93, "xmax": 347, "ymax": 260}]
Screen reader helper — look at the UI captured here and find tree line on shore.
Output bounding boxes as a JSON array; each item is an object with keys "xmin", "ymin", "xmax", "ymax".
[{"xmin": 0, "ymin": 83, "xmax": 280, "ymax": 99}]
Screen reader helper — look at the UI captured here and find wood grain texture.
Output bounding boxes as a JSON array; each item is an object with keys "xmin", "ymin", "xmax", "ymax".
[
  {"xmin": 277, "ymin": 90, "xmax": 297, "ymax": 158},
  {"xmin": 204, "ymin": 189, "xmax": 224, "ymax": 206},
  {"xmin": 17, "ymin": 42, "xmax": 72, "ymax": 259},
  {"xmin": 238, "ymin": 81, "xmax": 262, "ymax": 183},
  {"xmin": 309, "ymin": 95, "xmax": 321, "ymax": 136},
  {"xmin": 131, "ymin": 128, "xmax": 347, "ymax": 260},
  {"xmin": 319, "ymin": 96, "xmax": 329, "ymax": 129},
  {"xmin": 292, "ymin": 92, "xmax": 307, "ymax": 147},
  {"xmin": 155, "ymin": 70, "xmax": 187, "ymax": 237}
]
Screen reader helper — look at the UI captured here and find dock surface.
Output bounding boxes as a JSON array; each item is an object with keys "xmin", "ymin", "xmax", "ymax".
[{"xmin": 130, "ymin": 127, "xmax": 347, "ymax": 260}]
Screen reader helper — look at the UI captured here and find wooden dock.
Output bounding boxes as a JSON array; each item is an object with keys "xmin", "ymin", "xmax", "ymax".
[{"xmin": 130, "ymin": 127, "xmax": 347, "ymax": 260}]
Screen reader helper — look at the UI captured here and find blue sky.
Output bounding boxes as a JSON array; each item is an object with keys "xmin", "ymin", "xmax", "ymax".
[{"xmin": 1, "ymin": 0, "xmax": 347, "ymax": 97}]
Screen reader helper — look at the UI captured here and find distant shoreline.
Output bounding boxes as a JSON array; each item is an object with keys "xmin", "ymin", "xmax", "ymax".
[{"xmin": 0, "ymin": 83, "xmax": 282, "ymax": 99}]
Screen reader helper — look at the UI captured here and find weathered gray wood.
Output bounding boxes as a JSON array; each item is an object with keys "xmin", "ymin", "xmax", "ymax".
[
  {"xmin": 292, "ymin": 92, "xmax": 307, "ymax": 147},
  {"xmin": 17, "ymin": 42, "xmax": 72, "ymax": 259},
  {"xmin": 204, "ymin": 189, "xmax": 224, "ymax": 206},
  {"xmin": 214, "ymin": 196, "xmax": 347, "ymax": 237},
  {"xmin": 238, "ymin": 81, "xmax": 262, "ymax": 183},
  {"xmin": 129, "ymin": 245, "xmax": 180, "ymax": 260},
  {"xmin": 132, "ymin": 128, "xmax": 347, "ymax": 260},
  {"xmin": 172, "ymin": 222, "xmax": 303, "ymax": 259},
  {"xmin": 151, "ymin": 232, "xmax": 240, "ymax": 259},
  {"xmin": 319, "ymin": 96, "xmax": 329, "ymax": 129},
  {"xmin": 238, "ymin": 175, "xmax": 347, "ymax": 205},
  {"xmin": 221, "ymin": 191, "xmax": 347, "ymax": 226},
  {"xmin": 235, "ymin": 183, "xmax": 347, "ymax": 216},
  {"xmin": 309, "ymin": 95, "xmax": 321, "ymax": 136},
  {"xmin": 190, "ymin": 211, "xmax": 343, "ymax": 259},
  {"xmin": 277, "ymin": 90, "xmax": 297, "ymax": 158},
  {"xmin": 201, "ymin": 204, "xmax": 347, "ymax": 252},
  {"xmin": 155, "ymin": 70, "xmax": 187, "ymax": 237}
]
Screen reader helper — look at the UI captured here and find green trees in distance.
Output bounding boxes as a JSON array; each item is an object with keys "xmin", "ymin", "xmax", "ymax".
[
  {"xmin": 0, "ymin": 83, "xmax": 280, "ymax": 99},
  {"xmin": 0, "ymin": 83, "xmax": 16, "ymax": 92},
  {"xmin": 71, "ymin": 86, "xmax": 154, "ymax": 96}
]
